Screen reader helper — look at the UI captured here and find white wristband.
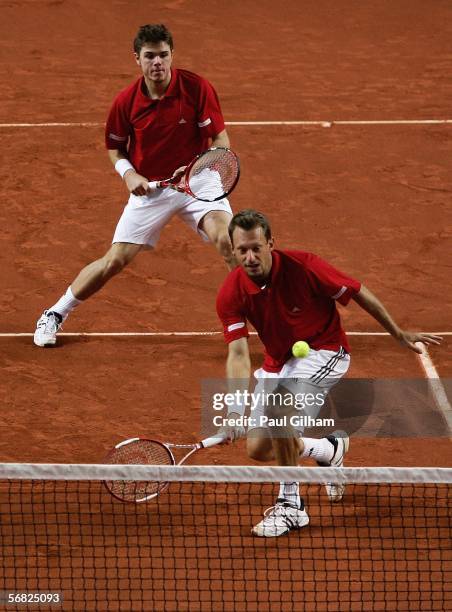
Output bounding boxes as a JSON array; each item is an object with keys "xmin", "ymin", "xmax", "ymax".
[{"xmin": 115, "ymin": 159, "xmax": 135, "ymax": 179}]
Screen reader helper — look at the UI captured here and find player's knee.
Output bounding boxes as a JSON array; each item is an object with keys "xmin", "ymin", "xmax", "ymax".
[
  {"xmin": 214, "ymin": 232, "xmax": 232, "ymax": 258},
  {"xmin": 102, "ymin": 254, "xmax": 128, "ymax": 277},
  {"xmin": 215, "ymin": 232, "xmax": 236, "ymax": 268},
  {"xmin": 246, "ymin": 444, "xmax": 263, "ymax": 461},
  {"xmin": 101, "ymin": 245, "xmax": 139, "ymax": 277},
  {"xmin": 246, "ymin": 437, "xmax": 271, "ymax": 462}
]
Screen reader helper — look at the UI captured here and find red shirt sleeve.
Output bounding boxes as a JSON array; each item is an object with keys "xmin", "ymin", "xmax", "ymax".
[
  {"xmin": 305, "ymin": 254, "xmax": 361, "ymax": 305},
  {"xmin": 196, "ymin": 78, "xmax": 225, "ymax": 139},
  {"xmin": 105, "ymin": 93, "xmax": 130, "ymax": 152},
  {"xmin": 216, "ymin": 277, "xmax": 249, "ymax": 343}
]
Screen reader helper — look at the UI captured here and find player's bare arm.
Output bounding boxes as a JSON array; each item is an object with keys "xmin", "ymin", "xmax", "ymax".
[
  {"xmin": 218, "ymin": 337, "xmax": 250, "ymax": 443},
  {"xmin": 211, "ymin": 129, "xmax": 230, "ymax": 149},
  {"xmin": 226, "ymin": 337, "xmax": 251, "ymax": 379},
  {"xmin": 352, "ymin": 284, "xmax": 443, "ymax": 353},
  {"xmin": 108, "ymin": 149, "xmax": 150, "ymax": 197}
]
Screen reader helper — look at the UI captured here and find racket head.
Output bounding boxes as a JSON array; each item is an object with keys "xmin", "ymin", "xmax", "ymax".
[
  {"xmin": 103, "ymin": 437, "xmax": 175, "ymax": 503},
  {"xmin": 185, "ymin": 147, "xmax": 240, "ymax": 202}
]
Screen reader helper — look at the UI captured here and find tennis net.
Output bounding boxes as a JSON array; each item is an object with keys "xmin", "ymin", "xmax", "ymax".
[{"xmin": 0, "ymin": 463, "xmax": 450, "ymax": 611}]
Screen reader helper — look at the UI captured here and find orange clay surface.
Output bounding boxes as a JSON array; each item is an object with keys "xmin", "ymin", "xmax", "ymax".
[
  {"xmin": 1, "ymin": 3, "xmax": 451, "ymax": 611},
  {"xmin": 1, "ymin": 1, "xmax": 451, "ymax": 466}
]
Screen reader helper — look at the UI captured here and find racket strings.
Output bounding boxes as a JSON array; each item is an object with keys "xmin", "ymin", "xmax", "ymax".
[
  {"xmin": 105, "ymin": 440, "xmax": 173, "ymax": 502},
  {"xmin": 188, "ymin": 149, "xmax": 239, "ymax": 199}
]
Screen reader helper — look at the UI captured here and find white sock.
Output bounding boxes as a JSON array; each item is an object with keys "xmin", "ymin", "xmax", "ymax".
[
  {"xmin": 278, "ymin": 481, "xmax": 301, "ymax": 507},
  {"xmin": 49, "ymin": 286, "xmax": 82, "ymax": 318},
  {"xmin": 300, "ymin": 437, "xmax": 335, "ymax": 463}
]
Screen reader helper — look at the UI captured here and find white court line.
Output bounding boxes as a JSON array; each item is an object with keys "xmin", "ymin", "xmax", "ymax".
[
  {"xmin": 417, "ymin": 345, "xmax": 452, "ymax": 435},
  {"xmin": 0, "ymin": 119, "xmax": 452, "ymax": 128},
  {"xmin": 229, "ymin": 120, "xmax": 452, "ymax": 126},
  {"xmin": 0, "ymin": 331, "xmax": 451, "ymax": 337},
  {"xmin": 0, "ymin": 122, "xmax": 102, "ymax": 128},
  {"xmin": 2, "ymin": 330, "xmax": 450, "ymax": 434}
]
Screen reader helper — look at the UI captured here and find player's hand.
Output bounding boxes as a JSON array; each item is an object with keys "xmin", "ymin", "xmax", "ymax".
[
  {"xmin": 124, "ymin": 170, "xmax": 151, "ymax": 196},
  {"xmin": 398, "ymin": 331, "xmax": 443, "ymax": 354},
  {"xmin": 170, "ymin": 166, "xmax": 187, "ymax": 191},
  {"xmin": 217, "ymin": 411, "xmax": 246, "ymax": 444}
]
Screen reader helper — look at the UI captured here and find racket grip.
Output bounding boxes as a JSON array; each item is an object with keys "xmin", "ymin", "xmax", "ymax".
[{"xmin": 201, "ymin": 433, "xmax": 227, "ymax": 448}]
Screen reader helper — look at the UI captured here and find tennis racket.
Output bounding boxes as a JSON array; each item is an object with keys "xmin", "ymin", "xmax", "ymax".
[
  {"xmin": 148, "ymin": 147, "xmax": 240, "ymax": 202},
  {"xmin": 103, "ymin": 433, "xmax": 226, "ymax": 503}
]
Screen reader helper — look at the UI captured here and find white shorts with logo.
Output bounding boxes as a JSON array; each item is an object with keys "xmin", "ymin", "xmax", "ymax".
[
  {"xmin": 112, "ymin": 186, "xmax": 232, "ymax": 248},
  {"xmin": 248, "ymin": 347, "xmax": 350, "ymax": 435}
]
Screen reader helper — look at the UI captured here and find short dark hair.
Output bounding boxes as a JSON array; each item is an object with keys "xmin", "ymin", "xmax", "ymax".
[
  {"xmin": 228, "ymin": 209, "xmax": 272, "ymax": 243},
  {"xmin": 133, "ymin": 24, "xmax": 174, "ymax": 55}
]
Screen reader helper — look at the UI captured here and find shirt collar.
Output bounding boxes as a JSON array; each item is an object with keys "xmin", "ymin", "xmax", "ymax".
[
  {"xmin": 240, "ymin": 250, "xmax": 282, "ymax": 295},
  {"xmin": 138, "ymin": 68, "xmax": 180, "ymax": 102}
]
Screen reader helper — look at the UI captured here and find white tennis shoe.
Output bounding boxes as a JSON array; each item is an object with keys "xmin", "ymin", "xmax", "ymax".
[
  {"xmin": 317, "ymin": 430, "xmax": 349, "ymax": 502},
  {"xmin": 252, "ymin": 499, "xmax": 309, "ymax": 537},
  {"xmin": 33, "ymin": 310, "xmax": 65, "ymax": 347}
]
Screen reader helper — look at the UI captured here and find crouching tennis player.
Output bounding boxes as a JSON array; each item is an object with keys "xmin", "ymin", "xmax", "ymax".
[{"xmin": 215, "ymin": 210, "xmax": 442, "ymax": 537}]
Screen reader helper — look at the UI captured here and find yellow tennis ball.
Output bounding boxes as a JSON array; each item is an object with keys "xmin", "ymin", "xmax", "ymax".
[{"xmin": 292, "ymin": 341, "xmax": 310, "ymax": 359}]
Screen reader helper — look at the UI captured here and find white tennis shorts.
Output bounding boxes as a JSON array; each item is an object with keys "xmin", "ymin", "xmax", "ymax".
[
  {"xmin": 112, "ymin": 187, "xmax": 232, "ymax": 248},
  {"xmin": 248, "ymin": 347, "xmax": 351, "ymax": 435}
]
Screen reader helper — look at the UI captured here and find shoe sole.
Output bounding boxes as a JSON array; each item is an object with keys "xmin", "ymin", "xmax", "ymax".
[
  {"xmin": 33, "ymin": 333, "xmax": 57, "ymax": 347},
  {"xmin": 251, "ymin": 515, "xmax": 310, "ymax": 537},
  {"xmin": 34, "ymin": 311, "xmax": 64, "ymax": 347}
]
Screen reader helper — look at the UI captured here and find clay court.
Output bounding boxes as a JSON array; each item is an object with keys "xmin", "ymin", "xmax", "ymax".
[{"xmin": 0, "ymin": 1, "xmax": 451, "ymax": 610}]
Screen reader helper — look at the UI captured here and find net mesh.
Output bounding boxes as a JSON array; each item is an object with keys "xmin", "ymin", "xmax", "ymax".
[
  {"xmin": 0, "ymin": 464, "xmax": 450, "ymax": 612},
  {"xmin": 188, "ymin": 148, "xmax": 239, "ymax": 200}
]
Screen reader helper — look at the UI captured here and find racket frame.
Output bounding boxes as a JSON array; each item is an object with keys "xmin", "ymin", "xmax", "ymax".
[
  {"xmin": 103, "ymin": 437, "xmax": 175, "ymax": 504},
  {"xmin": 148, "ymin": 146, "xmax": 240, "ymax": 202},
  {"xmin": 103, "ymin": 434, "xmax": 226, "ymax": 503}
]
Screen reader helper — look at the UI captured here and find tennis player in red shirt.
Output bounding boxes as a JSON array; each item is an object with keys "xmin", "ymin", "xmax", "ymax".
[
  {"xmin": 34, "ymin": 24, "xmax": 234, "ymax": 346},
  {"xmin": 216, "ymin": 210, "xmax": 442, "ymax": 537}
]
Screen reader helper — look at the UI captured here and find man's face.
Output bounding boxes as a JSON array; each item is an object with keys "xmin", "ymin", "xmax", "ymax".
[
  {"xmin": 135, "ymin": 42, "xmax": 173, "ymax": 85},
  {"xmin": 232, "ymin": 226, "xmax": 274, "ymax": 283}
]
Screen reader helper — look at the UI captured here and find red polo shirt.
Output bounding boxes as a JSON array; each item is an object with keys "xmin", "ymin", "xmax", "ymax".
[
  {"xmin": 216, "ymin": 250, "xmax": 361, "ymax": 372},
  {"xmin": 105, "ymin": 68, "xmax": 225, "ymax": 180}
]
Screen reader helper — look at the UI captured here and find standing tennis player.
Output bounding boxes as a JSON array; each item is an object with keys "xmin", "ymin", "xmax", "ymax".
[
  {"xmin": 216, "ymin": 210, "xmax": 442, "ymax": 537},
  {"xmin": 34, "ymin": 24, "xmax": 234, "ymax": 347}
]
